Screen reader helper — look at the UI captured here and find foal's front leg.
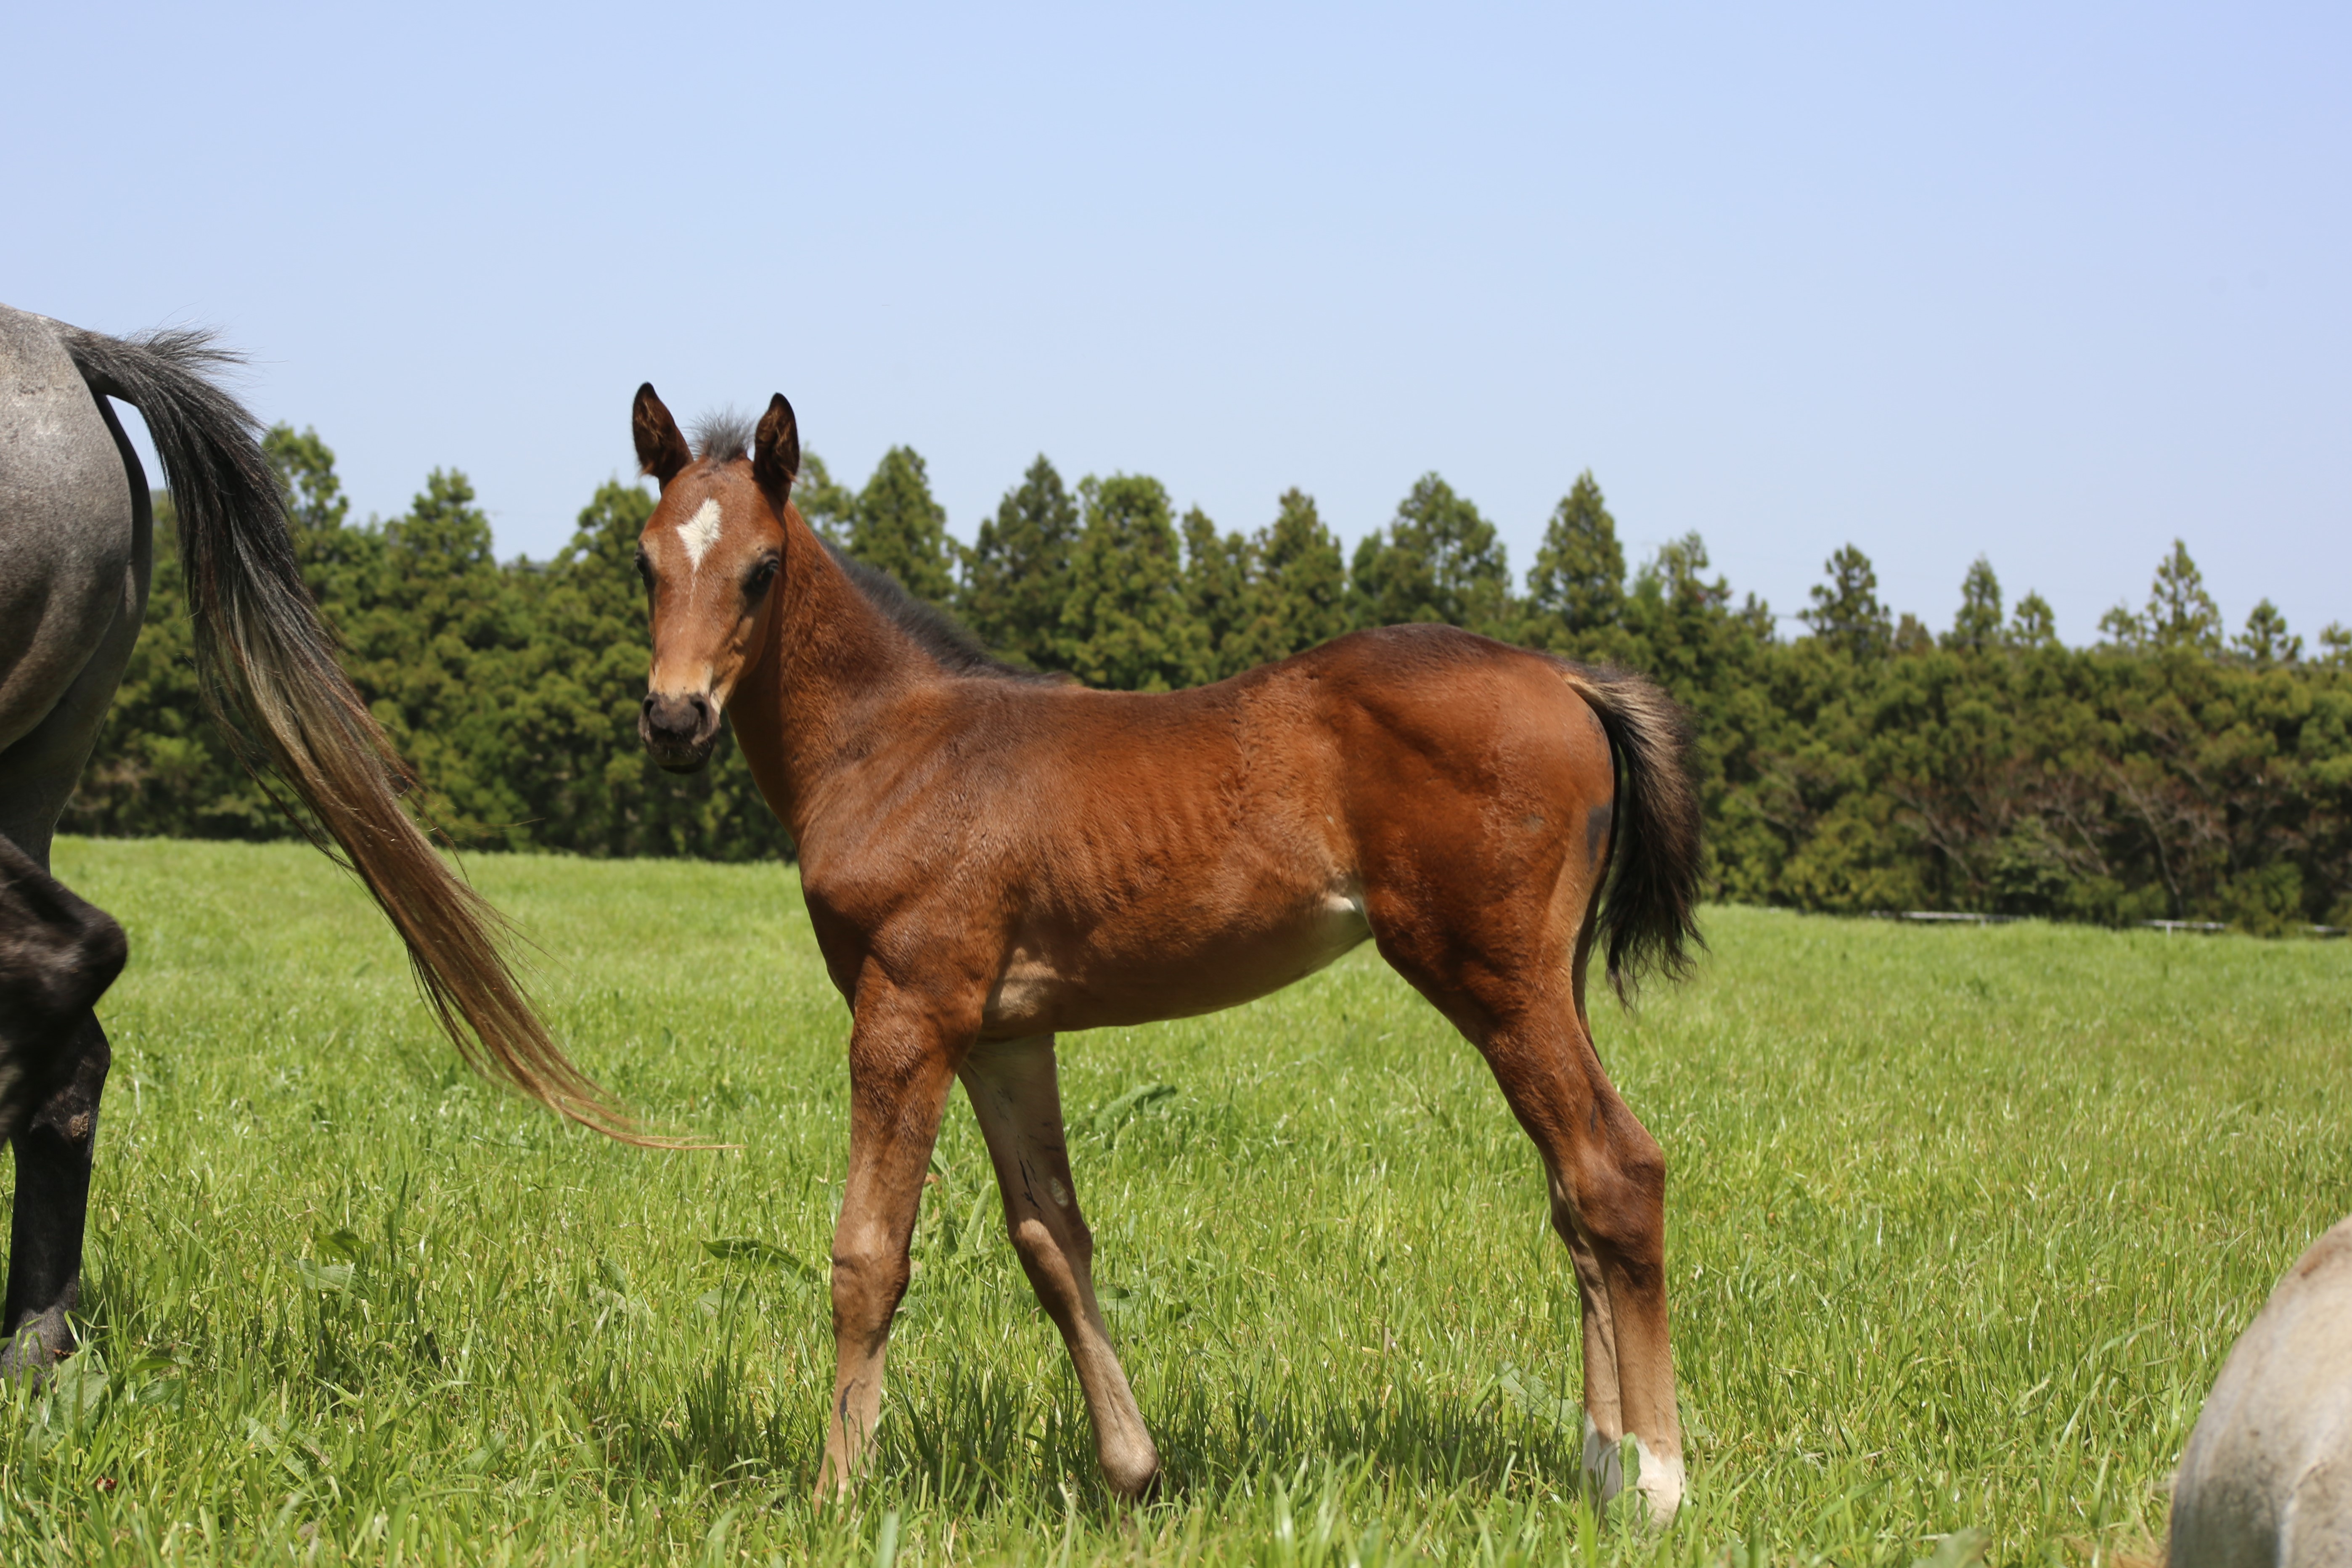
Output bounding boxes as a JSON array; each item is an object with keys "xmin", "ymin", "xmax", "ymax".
[
  {"xmin": 961, "ymin": 1036, "xmax": 1159, "ymax": 1497},
  {"xmin": 814, "ymin": 1000, "xmax": 961, "ymax": 1501}
]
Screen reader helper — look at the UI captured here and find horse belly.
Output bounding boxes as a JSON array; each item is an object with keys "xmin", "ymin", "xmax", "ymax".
[{"xmin": 981, "ymin": 882, "xmax": 1372, "ymax": 1038}]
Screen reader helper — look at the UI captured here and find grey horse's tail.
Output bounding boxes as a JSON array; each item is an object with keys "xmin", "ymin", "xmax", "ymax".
[
  {"xmin": 1556, "ymin": 664, "xmax": 1707, "ymax": 1000},
  {"xmin": 62, "ymin": 325, "xmax": 646, "ymax": 1142}
]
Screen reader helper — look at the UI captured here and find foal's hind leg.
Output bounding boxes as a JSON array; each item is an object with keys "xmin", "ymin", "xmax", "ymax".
[
  {"xmin": 1372, "ymin": 908, "xmax": 1684, "ymax": 1520},
  {"xmin": 1483, "ymin": 1005, "xmax": 1682, "ymax": 1519},
  {"xmin": 960, "ymin": 1036, "xmax": 1159, "ymax": 1498},
  {"xmin": 0, "ymin": 836, "xmax": 125, "ymax": 1378}
]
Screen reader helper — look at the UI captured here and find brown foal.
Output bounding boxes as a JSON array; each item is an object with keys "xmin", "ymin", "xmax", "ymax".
[{"xmin": 627, "ymin": 387, "xmax": 1706, "ymax": 1519}]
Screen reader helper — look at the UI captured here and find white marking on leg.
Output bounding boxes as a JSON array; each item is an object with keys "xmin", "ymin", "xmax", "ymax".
[
  {"xmin": 1048, "ymin": 1177, "xmax": 1071, "ymax": 1208},
  {"xmin": 1631, "ymin": 1437, "xmax": 1685, "ymax": 1523},
  {"xmin": 677, "ymin": 498, "xmax": 723, "ymax": 571},
  {"xmin": 1582, "ymin": 1420, "xmax": 1684, "ymax": 1523}
]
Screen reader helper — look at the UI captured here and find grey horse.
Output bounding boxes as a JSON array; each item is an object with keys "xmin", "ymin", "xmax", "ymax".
[
  {"xmin": 2169, "ymin": 1215, "xmax": 2352, "ymax": 1566},
  {"xmin": 0, "ymin": 304, "xmax": 630, "ymax": 1376}
]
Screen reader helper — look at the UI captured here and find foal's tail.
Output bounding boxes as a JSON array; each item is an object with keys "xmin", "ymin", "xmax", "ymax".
[
  {"xmin": 62, "ymin": 324, "xmax": 644, "ymax": 1142},
  {"xmin": 1557, "ymin": 665, "xmax": 1706, "ymax": 1000}
]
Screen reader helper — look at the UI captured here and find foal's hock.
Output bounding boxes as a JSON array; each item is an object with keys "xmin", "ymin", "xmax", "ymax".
[{"xmin": 625, "ymin": 382, "xmax": 1706, "ymax": 1519}]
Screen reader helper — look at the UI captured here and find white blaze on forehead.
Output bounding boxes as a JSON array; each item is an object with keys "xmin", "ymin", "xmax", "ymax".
[{"xmin": 676, "ymin": 498, "xmax": 723, "ymax": 571}]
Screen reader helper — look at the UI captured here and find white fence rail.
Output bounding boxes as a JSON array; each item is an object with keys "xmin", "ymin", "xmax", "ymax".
[{"xmin": 1867, "ymin": 911, "xmax": 2348, "ymax": 938}]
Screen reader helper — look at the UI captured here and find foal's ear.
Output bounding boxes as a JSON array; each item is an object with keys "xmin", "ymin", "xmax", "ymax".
[
  {"xmin": 632, "ymin": 383, "xmax": 692, "ymax": 487},
  {"xmin": 752, "ymin": 393, "xmax": 799, "ymax": 505}
]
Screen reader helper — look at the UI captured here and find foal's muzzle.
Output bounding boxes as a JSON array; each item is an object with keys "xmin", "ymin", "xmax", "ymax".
[{"xmin": 640, "ymin": 690, "xmax": 719, "ymax": 773}]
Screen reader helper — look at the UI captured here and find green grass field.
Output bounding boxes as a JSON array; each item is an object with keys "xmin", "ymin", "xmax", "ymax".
[{"xmin": 3, "ymin": 838, "xmax": 2346, "ymax": 1565}]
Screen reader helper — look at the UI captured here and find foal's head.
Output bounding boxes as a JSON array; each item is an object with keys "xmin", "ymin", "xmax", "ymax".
[{"xmin": 630, "ymin": 383, "xmax": 799, "ymax": 773}]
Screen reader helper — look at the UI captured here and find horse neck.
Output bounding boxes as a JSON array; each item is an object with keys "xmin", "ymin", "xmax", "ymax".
[{"xmin": 731, "ymin": 510, "xmax": 942, "ymax": 834}]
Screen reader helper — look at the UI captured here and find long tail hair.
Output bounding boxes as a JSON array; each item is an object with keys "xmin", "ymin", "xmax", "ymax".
[
  {"xmin": 1557, "ymin": 664, "xmax": 1707, "ymax": 999},
  {"xmin": 64, "ymin": 324, "xmax": 644, "ymax": 1140}
]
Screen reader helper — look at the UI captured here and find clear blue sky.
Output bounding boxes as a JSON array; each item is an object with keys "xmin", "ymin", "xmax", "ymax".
[{"xmin": 11, "ymin": 3, "xmax": 2347, "ymax": 645}]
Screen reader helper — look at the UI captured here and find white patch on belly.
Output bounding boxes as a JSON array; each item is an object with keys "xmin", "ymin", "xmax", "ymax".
[
  {"xmin": 676, "ymin": 498, "xmax": 723, "ymax": 571},
  {"xmin": 1317, "ymin": 879, "xmax": 1370, "ymax": 956},
  {"xmin": 985, "ymin": 950, "xmax": 1059, "ymax": 1028}
]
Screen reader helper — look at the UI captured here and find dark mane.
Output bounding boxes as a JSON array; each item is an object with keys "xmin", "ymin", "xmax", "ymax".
[
  {"xmin": 691, "ymin": 409, "xmax": 754, "ymax": 464},
  {"xmin": 819, "ymin": 540, "xmax": 1067, "ymax": 683}
]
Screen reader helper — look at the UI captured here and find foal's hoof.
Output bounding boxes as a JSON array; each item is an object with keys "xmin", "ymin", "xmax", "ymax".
[
  {"xmin": 1580, "ymin": 1417, "xmax": 1624, "ymax": 1506},
  {"xmin": 1631, "ymin": 1442, "xmax": 1686, "ymax": 1524},
  {"xmin": 1581, "ymin": 1421, "xmax": 1684, "ymax": 1525}
]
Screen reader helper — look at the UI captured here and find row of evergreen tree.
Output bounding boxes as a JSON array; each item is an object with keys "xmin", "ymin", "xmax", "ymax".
[{"xmin": 66, "ymin": 429, "xmax": 2352, "ymax": 932}]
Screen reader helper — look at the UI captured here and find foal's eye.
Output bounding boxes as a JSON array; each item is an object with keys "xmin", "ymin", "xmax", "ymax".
[
  {"xmin": 745, "ymin": 556, "xmax": 781, "ymax": 597},
  {"xmin": 633, "ymin": 548, "xmax": 653, "ymax": 585}
]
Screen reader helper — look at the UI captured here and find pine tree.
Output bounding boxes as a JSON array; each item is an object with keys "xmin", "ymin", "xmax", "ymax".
[
  {"xmin": 352, "ymin": 469, "xmax": 533, "ymax": 837},
  {"xmin": 2008, "ymin": 592, "xmax": 2061, "ymax": 650},
  {"xmin": 2233, "ymin": 600, "xmax": 2301, "ymax": 667},
  {"xmin": 792, "ymin": 453, "xmax": 856, "ymax": 543},
  {"xmin": 847, "ymin": 446, "xmax": 956, "ymax": 605},
  {"xmin": 1800, "ymin": 544, "xmax": 1892, "ymax": 660},
  {"xmin": 961, "ymin": 456, "xmax": 1080, "ymax": 670},
  {"xmin": 1061, "ymin": 474, "xmax": 1203, "ymax": 691},
  {"xmin": 1181, "ymin": 506, "xmax": 1254, "ymax": 683},
  {"xmin": 1348, "ymin": 473, "xmax": 1513, "ymax": 635},
  {"xmin": 1525, "ymin": 471, "xmax": 1625, "ymax": 651},
  {"xmin": 2097, "ymin": 602, "xmax": 2145, "ymax": 647},
  {"xmin": 272, "ymin": 427, "xmax": 382, "ymax": 643},
  {"xmin": 261, "ymin": 426, "xmax": 362, "ymax": 575},
  {"xmin": 1947, "ymin": 556, "xmax": 2004, "ymax": 651},
  {"xmin": 1228, "ymin": 489, "xmax": 1349, "ymax": 670},
  {"xmin": 2143, "ymin": 539, "xmax": 2222, "ymax": 653}
]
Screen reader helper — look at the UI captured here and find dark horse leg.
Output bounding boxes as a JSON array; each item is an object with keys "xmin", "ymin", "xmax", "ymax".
[
  {"xmin": 0, "ymin": 834, "xmax": 124, "ymax": 1377},
  {"xmin": 3, "ymin": 1017, "xmax": 109, "ymax": 1375}
]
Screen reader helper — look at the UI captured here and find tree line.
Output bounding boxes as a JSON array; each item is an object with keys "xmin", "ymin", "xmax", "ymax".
[{"xmin": 66, "ymin": 429, "xmax": 2352, "ymax": 933}]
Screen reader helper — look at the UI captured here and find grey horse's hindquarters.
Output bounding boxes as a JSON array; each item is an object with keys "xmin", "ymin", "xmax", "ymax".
[
  {"xmin": 2170, "ymin": 1217, "xmax": 2352, "ymax": 1567},
  {"xmin": 0, "ymin": 304, "xmax": 153, "ymax": 866}
]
